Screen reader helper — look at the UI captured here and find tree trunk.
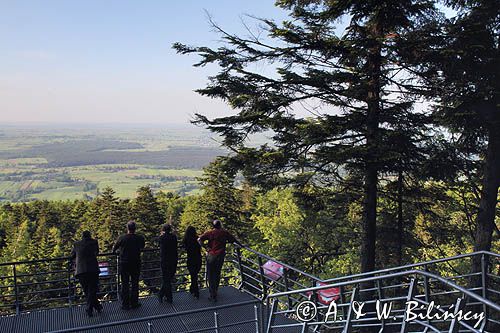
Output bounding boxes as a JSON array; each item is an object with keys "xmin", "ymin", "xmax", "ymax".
[
  {"xmin": 361, "ymin": 22, "xmax": 382, "ymax": 275},
  {"xmin": 362, "ymin": 163, "xmax": 378, "ymax": 273},
  {"xmin": 471, "ymin": 126, "xmax": 500, "ymax": 281},
  {"xmin": 397, "ymin": 170, "xmax": 404, "ymax": 266}
]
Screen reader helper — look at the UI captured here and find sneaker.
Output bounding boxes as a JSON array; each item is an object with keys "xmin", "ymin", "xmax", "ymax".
[
  {"xmin": 95, "ymin": 304, "xmax": 103, "ymax": 314},
  {"xmin": 86, "ymin": 309, "xmax": 93, "ymax": 317},
  {"xmin": 158, "ymin": 294, "xmax": 163, "ymax": 304}
]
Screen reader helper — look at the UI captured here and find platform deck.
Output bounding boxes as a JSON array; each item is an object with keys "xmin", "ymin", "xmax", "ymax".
[{"xmin": 0, "ymin": 286, "xmax": 301, "ymax": 333}]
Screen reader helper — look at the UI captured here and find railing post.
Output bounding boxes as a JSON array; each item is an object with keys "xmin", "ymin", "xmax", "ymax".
[
  {"xmin": 258, "ymin": 256, "xmax": 268, "ymax": 300},
  {"xmin": 400, "ymin": 278, "xmax": 417, "ymax": 333},
  {"xmin": 376, "ymin": 280, "xmax": 385, "ymax": 331},
  {"xmin": 300, "ymin": 320, "xmax": 309, "ymax": 333},
  {"xmin": 481, "ymin": 253, "xmax": 488, "ymax": 299},
  {"xmin": 283, "ymin": 269, "xmax": 293, "ymax": 311},
  {"xmin": 265, "ymin": 299, "xmax": 277, "ymax": 333},
  {"xmin": 115, "ymin": 255, "xmax": 120, "ymax": 301},
  {"xmin": 13, "ymin": 264, "xmax": 20, "ymax": 315},
  {"xmin": 147, "ymin": 322, "xmax": 153, "ymax": 333},
  {"xmin": 448, "ymin": 297, "xmax": 466, "ymax": 333},
  {"xmin": 236, "ymin": 246, "xmax": 245, "ymax": 290},
  {"xmin": 214, "ymin": 310, "xmax": 220, "ymax": 333},
  {"xmin": 309, "ymin": 277, "xmax": 319, "ymax": 333},
  {"xmin": 339, "ymin": 285, "xmax": 346, "ymax": 321},
  {"xmin": 423, "ymin": 264, "xmax": 431, "ymax": 332},
  {"xmin": 67, "ymin": 259, "xmax": 73, "ymax": 307},
  {"xmin": 260, "ymin": 298, "xmax": 267, "ymax": 333},
  {"xmin": 343, "ymin": 287, "xmax": 358, "ymax": 333},
  {"xmin": 480, "ymin": 253, "xmax": 488, "ymax": 325},
  {"xmin": 254, "ymin": 304, "xmax": 260, "ymax": 333},
  {"xmin": 481, "ymin": 253, "xmax": 488, "ymax": 298}
]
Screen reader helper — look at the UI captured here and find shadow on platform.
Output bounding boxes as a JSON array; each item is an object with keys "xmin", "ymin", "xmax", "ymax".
[{"xmin": 0, "ymin": 286, "xmax": 300, "ymax": 333}]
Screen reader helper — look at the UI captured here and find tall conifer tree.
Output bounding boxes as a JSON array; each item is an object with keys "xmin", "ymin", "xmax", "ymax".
[{"xmin": 175, "ymin": 0, "xmax": 440, "ymax": 272}]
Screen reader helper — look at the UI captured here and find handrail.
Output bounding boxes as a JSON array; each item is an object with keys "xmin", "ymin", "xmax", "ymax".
[
  {"xmin": 0, "ymin": 244, "xmax": 319, "ymax": 281},
  {"xmin": 266, "ymin": 269, "xmax": 500, "ymax": 312},
  {"xmin": 2, "ymin": 246, "xmax": 496, "ymax": 279},
  {"xmin": 0, "ymin": 246, "xmax": 224, "ymax": 315},
  {"xmin": 0, "ymin": 248, "xmax": 162, "ymax": 267},
  {"xmin": 237, "ymin": 244, "xmax": 321, "ymax": 282},
  {"xmin": 264, "ymin": 267, "xmax": 500, "ymax": 333},
  {"xmin": 321, "ymin": 250, "xmax": 500, "ymax": 283},
  {"xmin": 47, "ymin": 299, "xmax": 260, "ymax": 333}
]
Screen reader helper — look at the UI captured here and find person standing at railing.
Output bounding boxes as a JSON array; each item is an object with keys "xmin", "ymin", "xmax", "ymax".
[
  {"xmin": 198, "ymin": 220, "xmax": 242, "ymax": 302},
  {"xmin": 158, "ymin": 224, "xmax": 178, "ymax": 303},
  {"xmin": 112, "ymin": 221, "xmax": 145, "ymax": 310},
  {"xmin": 183, "ymin": 226, "xmax": 202, "ymax": 299},
  {"xmin": 71, "ymin": 230, "xmax": 103, "ymax": 317}
]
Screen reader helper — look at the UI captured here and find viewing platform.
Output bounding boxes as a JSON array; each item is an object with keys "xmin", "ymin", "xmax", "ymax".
[
  {"xmin": 1, "ymin": 286, "xmax": 297, "ymax": 333},
  {"xmin": 0, "ymin": 247, "xmax": 499, "ymax": 332}
]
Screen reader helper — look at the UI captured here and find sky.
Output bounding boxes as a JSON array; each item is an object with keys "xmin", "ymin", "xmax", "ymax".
[{"xmin": 0, "ymin": 1, "xmax": 288, "ymax": 125}]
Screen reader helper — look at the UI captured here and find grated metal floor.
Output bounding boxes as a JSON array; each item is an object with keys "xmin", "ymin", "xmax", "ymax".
[{"xmin": 1, "ymin": 286, "xmax": 301, "ymax": 333}]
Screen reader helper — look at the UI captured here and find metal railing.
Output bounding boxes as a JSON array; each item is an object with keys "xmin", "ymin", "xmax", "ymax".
[
  {"xmin": 0, "ymin": 247, "xmax": 237, "ymax": 315},
  {"xmin": 229, "ymin": 248, "xmax": 499, "ymax": 331},
  {"xmin": 1, "ymin": 244, "xmax": 498, "ymax": 333},
  {"xmin": 232, "ymin": 245, "xmax": 322, "ymax": 301},
  {"xmin": 264, "ymin": 269, "xmax": 500, "ymax": 332}
]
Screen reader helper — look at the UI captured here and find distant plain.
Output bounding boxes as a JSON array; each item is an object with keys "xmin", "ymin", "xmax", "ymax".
[{"xmin": 0, "ymin": 124, "xmax": 229, "ymax": 202}]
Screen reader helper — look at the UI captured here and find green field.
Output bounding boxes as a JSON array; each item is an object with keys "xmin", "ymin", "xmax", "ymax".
[
  {"xmin": 0, "ymin": 124, "xmax": 218, "ymax": 202},
  {"xmin": 0, "ymin": 162, "xmax": 204, "ymax": 201}
]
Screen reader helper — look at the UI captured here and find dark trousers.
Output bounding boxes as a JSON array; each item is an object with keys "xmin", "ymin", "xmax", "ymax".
[
  {"xmin": 188, "ymin": 269, "xmax": 200, "ymax": 297},
  {"xmin": 159, "ymin": 266, "xmax": 175, "ymax": 301},
  {"xmin": 77, "ymin": 272, "xmax": 100, "ymax": 312},
  {"xmin": 119, "ymin": 261, "xmax": 140, "ymax": 307},
  {"xmin": 206, "ymin": 253, "xmax": 225, "ymax": 298}
]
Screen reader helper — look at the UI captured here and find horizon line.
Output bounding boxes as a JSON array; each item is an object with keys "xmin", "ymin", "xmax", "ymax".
[{"xmin": 0, "ymin": 121, "xmax": 201, "ymax": 128}]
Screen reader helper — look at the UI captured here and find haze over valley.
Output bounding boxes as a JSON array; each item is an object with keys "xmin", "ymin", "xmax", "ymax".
[{"xmin": 0, "ymin": 123, "xmax": 228, "ymax": 201}]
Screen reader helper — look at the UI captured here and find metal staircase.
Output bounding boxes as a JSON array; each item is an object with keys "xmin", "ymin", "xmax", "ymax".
[
  {"xmin": 0, "ymin": 246, "xmax": 498, "ymax": 332},
  {"xmin": 237, "ymin": 251, "xmax": 499, "ymax": 333}
]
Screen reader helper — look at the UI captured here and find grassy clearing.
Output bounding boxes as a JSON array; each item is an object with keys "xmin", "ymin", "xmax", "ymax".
[
  {"xmin": 0, "ymin": 164, "xmax": 202, "ymax": 201},
  {"xmin": 30, "ymin": 186, "xmax": 89, "ymax": 201}
]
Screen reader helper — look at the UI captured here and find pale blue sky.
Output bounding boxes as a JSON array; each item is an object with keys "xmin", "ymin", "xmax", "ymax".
[{"xmin": 0, "ymin": 1, "xmax": 287, "ymax": 124}]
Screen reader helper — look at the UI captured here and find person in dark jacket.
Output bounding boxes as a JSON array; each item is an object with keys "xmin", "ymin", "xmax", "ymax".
[
  {"xmin": 71, "ymin": 230, "xmax": 102, "ymax": 317},
  {"xmin": 198, "ymin": 220, "xmax": 242, "ymax": 302},
  {"xmin": 183, "ymin": 226, "xmax": 202, "ymax": 299},
  {"xmin": 158, "ymin": 224, "xmax": 178, "ymax": 303},
  {"xmin": 112, "ymin": 221, "xmax": 145, "ymax": 310}
]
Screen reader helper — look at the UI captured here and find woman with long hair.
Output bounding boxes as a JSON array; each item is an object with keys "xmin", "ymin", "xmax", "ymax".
[{"xmin": 183, "ymin": 226, "xmax": 202, "ymax": 298}]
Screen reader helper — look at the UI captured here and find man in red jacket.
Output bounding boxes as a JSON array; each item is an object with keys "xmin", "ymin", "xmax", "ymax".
[{"xmin": 198, "ymin": 220, "xmax": 241, "ymax": 301}]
